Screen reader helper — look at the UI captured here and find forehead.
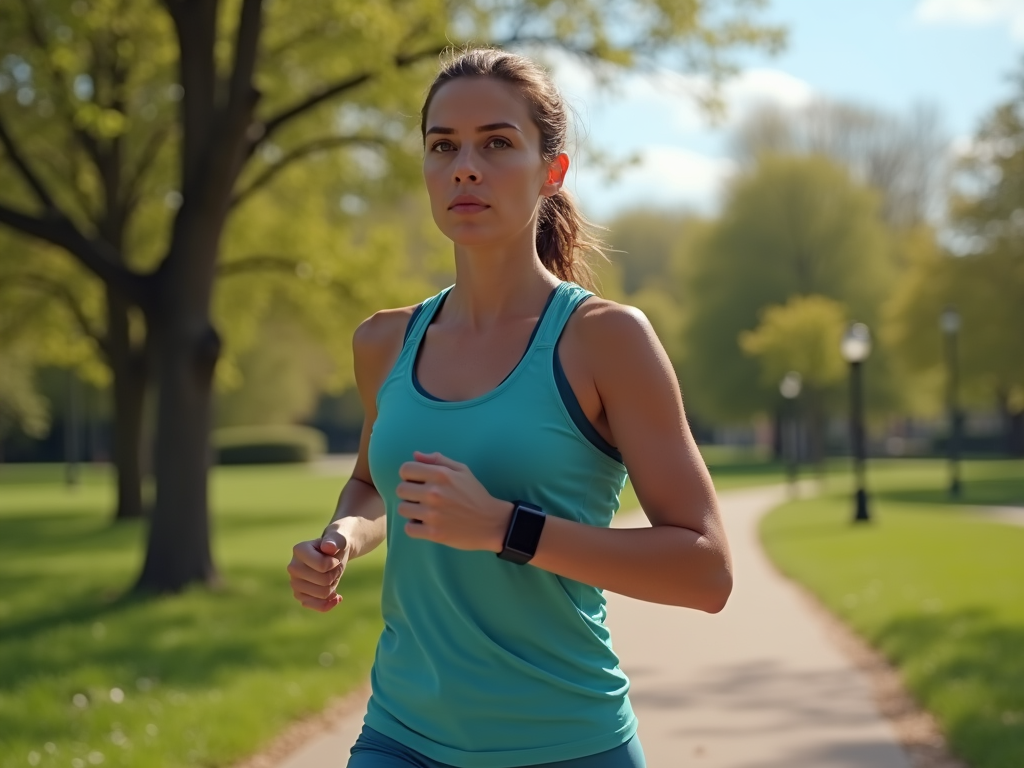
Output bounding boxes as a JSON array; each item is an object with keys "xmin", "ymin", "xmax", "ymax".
[{"xmin": 426, "ymin": 77, "xmax": 536, "ymax": 133}]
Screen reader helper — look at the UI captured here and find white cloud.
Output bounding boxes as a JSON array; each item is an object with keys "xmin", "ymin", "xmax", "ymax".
[
  {"xmin": 522, "ymin": 49, "xmax": 813, "ymax": 217},
  {"xmin": 569, "ymin": 145, "xmax": 737, "ymax": 222},
  {"xmin": 914, "ymin": 0, "xmax": 1024, "ymax": 41}
]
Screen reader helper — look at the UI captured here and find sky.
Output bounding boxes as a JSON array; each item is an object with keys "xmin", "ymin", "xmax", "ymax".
[{"xmin": 550, "ymin": 0, "xmax": 1024, "ymax": 223}]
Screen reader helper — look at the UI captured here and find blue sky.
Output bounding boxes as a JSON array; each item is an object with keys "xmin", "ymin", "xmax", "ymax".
[{"xmin": 552, "ymin": 0, "xmax": 1024, "ymax": 222}]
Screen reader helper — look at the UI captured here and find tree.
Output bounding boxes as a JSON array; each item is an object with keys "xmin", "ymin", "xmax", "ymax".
[
  {"xmin": 883, "ymin": 231, "xmax": 1024, "ymax": 454},
  {"xmin": 732, "ymin": 98, "xmax": 949, "ymax": 231},
  {"xmin": 739, "ymin": 294, "xmax": 848, "ymax": 462},
  {"xmin": 681, "ymin": 153, "xmax": 894, "ymax": 424},
  {"xmin": 0, "ymin": 0, "xmax": 783, "ymax": 592}
]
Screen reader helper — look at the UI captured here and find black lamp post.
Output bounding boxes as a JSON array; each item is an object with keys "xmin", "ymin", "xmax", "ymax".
[
  {"xmin": 779, "ymin": 371, "xmax": 803, "ymax": 493},
  {"xmin": 841, "ymin": 323, "xmax": 872, "ymax": 523},
  {"xmin": 941, "ymin": 306, "xmax": 962, "ymax": 498}
]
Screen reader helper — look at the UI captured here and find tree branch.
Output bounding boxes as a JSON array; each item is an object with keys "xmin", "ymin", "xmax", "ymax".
[
  {"xmin": 216, "ymin": 254, "xmax": 355, "ymax": 300},
  {"xmin": 124, "ymin": 124, "xmax": 173, "ymax": 212},
  {"xmin": 258, "ymin": 42, "xmax": 448, "ymax": 143},
  {"xmin": 226, "ymin": 0, "xmax": 264, "ymax": 117},
  {"xmin": 0, "ymin": 111, "xmax": 59, "ymax": 212},
  {"xmin": 0, "ymin": 203, "xmax": 151, "ymax": 307},
  {"xmin": 0, "ymin": 273, "xmax": 108, "ymax": 354},
  {"xmin": 231, "ymin": 134, "xmax": 387, "ymax": 209}
]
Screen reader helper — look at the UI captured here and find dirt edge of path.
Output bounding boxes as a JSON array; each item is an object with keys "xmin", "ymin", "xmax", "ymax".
[
  {"xmin": 786, "ymin": 577, "xmax": 970, "ymax": 768},
  {"xmin": 230, "ymin": 681, "xmax": 370, "ymax": 768}
]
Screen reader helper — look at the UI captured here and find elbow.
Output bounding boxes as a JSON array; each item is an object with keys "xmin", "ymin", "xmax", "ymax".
[{"xmin": 697, "ymin": 568, "xmax": 733, "ymax": 614}]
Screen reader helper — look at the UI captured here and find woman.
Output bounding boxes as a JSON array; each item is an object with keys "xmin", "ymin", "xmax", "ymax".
[{"xmin": 287, "ymin": 48, "xmax": 733, "ymax": 768}]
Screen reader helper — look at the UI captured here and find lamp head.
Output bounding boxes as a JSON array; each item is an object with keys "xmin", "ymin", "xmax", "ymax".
[
  {"xmin": 780, "ymin": 371, "xmax": 803, "ymax": 399},
  {"xmin": 841, "ymin": 323, "xmax": 872, "ymax": 363},
  {"xmin": 940, "ymin": 306, "xmax": 961, "ymax": 335}
]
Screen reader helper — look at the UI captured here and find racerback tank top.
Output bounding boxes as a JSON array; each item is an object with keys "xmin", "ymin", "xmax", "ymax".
[{"xmin": 365, "ymin": 281, "xmax": 635, "ymax": 767}]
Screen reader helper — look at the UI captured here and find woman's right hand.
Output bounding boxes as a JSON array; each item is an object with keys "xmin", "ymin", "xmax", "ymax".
[{"xmin": 287, "ymin": 529, "xmax": 348, "ymax": 612}]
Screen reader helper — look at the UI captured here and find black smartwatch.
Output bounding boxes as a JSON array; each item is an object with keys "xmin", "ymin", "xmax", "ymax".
[{"xmin": 497, "ymin": 500, "xmax": 546, "ymax": 565}]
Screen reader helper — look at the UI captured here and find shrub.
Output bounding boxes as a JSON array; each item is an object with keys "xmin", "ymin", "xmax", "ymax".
[{"xmin": 212, "ymin": 424, "xmax": 327, "ymax": 465}]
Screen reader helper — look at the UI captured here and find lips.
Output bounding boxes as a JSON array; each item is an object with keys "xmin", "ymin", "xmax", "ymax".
[{"xmin": 448, "ymin": 195, "xmax": 489, "ymax": 213}]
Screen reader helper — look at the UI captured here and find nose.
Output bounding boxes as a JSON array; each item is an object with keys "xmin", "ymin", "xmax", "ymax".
[{"xmin": 452, "ymin": 145, "xmax": 481, "ymax": 184}]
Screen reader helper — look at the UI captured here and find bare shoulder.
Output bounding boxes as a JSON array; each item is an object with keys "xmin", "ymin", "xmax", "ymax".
[
  {"xmin": 565, "ymin": 295, "xmax": 661, "ymax": 361},
  {"xmin": 352, "ymin": 305, "xmax": 419, "ymax": 410}
]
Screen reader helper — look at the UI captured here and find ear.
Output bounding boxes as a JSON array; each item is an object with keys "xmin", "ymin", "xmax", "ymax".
[{"xmin": 542, "ymin": 153, "xmax": 570, "ymax": 197}]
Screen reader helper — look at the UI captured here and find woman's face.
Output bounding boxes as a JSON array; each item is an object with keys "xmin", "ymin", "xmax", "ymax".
[{"xmin": 422, "ymin": 77, "xmax": 568, "ymax": 249}]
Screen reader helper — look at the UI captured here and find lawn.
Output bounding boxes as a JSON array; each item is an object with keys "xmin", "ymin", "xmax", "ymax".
[
  {"xmin": 0, "ymin": 448, "xmax": 786, "ymax": 768},
  {"xmin": 760, "ymin": 458, "xmax": 1024, "ymax": 768},
  {"xmin": 0, "ymin": 461, "xmax": 383, "ymax": 768}
]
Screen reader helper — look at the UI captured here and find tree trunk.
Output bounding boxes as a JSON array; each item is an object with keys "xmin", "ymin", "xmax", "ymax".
[
  {"xmin": 996, "ymin": 387, "xmax": 1024, "ymax": 457},
  {"xmin": 134, "ymin": 284, "xmax": 221, "ymax": 592},
  {"xmin": 1010, "ymin": 409, "xmax": 1024, "ymax": 457},
  {"xmin": 107, "ymin": 289, "xmax": 148, "ymax": 521}
]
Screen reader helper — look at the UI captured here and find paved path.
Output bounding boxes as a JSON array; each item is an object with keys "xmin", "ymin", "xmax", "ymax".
[{"xmin": 272, "ymin": 485, "xmax": 911, "ymax": 768}]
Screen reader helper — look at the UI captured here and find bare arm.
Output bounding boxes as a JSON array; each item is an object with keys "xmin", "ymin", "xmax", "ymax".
[
  {"xmin": 287, "ymin": 306, "xmax": 413, "ymax": 611},
  {"xmin": 530, "ymin": 301, "xmax": 731, "ymax": 611}
]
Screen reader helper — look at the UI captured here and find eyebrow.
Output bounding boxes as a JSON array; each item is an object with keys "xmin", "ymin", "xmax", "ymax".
[{"xmin": 425, "ymin": 122, "xmax": 522, "ymax": 136}]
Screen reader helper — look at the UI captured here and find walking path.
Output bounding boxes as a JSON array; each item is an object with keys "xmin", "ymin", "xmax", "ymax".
[{"xmin": 269, "ymin": 484, "xmax": 913, "ymax": 768}]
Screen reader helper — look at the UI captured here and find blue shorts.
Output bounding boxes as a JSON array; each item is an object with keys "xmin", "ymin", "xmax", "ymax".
[{"xmin": 347, "ymin": 725, "xmax": 646, "ymax": 768}]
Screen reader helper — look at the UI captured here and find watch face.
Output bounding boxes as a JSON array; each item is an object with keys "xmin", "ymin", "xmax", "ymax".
[{"xmin": 506, "ymin": 506, "xmax": 546, "ymax": 555}]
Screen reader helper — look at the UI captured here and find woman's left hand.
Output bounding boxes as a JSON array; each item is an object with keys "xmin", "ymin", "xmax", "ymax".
[{"xmin": 396, "ymin": 451, "xmax": 512, "ymax": 552}]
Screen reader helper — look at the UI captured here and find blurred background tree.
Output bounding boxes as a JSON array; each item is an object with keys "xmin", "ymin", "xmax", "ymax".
[
  {"xmin": 0, "ymin": 0, "xmax": 784, "ymax": 592},
  {"xmin": 679, "ymin": 153, "xmax": 894, "ymax": 429},
  {"xmin": 739, "ymin": 294, "xmax": 847, "ymax": 465},
  {"xmin": 883, "ymin": 63, "xmax": 1024, "ymax": 455}
]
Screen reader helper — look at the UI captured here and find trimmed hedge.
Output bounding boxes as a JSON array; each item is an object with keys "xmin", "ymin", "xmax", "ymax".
[{"xmin": 212, "ymin": 424, "xmax": 327, "ymax": 465}]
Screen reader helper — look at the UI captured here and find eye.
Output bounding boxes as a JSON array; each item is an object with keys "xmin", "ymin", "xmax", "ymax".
[
  {"xmin": 430, "ymin": 139, "xmax": 455, "ymax": 152},
  {"xmin": 487, "ymin": 137, "xmax": 512, "ymax": 149}
]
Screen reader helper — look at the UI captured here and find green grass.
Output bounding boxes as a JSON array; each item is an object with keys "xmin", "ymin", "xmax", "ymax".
[
  {"xmin": 760, "ymin": 458, "xmax": 1024, "ymax": 768},
  {"xmin": 0, "ymin": 462, "xmax": 383, "ymax": 768}
]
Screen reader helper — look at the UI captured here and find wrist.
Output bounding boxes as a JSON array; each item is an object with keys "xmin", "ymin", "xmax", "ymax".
[{"xmin": 489, "ymin": 500, "xmax": 515, "ymax": 553}]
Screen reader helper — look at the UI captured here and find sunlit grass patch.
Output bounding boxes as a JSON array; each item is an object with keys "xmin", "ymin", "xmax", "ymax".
[
  {"xmin": 0, "ymin": 463, "xmax": 381, "ymax": 768},
  {"xmin": 761, "ymin": 459, "xmax": 1024, "ymax": 768}
]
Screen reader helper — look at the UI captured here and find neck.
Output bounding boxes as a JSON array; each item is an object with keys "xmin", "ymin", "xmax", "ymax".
[{"xmin": 446, "ymin": 228, "xmax": 561, "ymax": 330}]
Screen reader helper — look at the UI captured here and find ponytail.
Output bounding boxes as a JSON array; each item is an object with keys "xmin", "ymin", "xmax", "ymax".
[{"xmin": 536, "ymin": 190, "xmax": 606, "ymax": 291}]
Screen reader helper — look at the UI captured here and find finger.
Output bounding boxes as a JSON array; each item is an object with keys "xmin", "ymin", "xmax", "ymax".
[
  {"xmin": 300, "ymin": 594, "xmax": 342, "ymax": 612},
  {"xmin": 318, "ymin": 531, "xmax": 348, "ymax": 557},
  {"xmin": 294, "ymin": 540, "xmax": 340, "ymax": 573},
  {"xmin": 292, "ymin": 578, "xmax": 338, "ymax": 600},
  {"xmin": 288, "ymin": 558, "xmax": 342, "ymax": 587},
  {"xmin": 396, "ymin": 501, "xmax": 429, "ymax": 523},
  {"xmin": 405, "ymin": 520, "xmax": 434, "ymax": 540},
  {"xmin": 395, "ymin": 481, "xmax": 429, "ymax": 502},
  {"xmin": 413, "ymin": 450, "xmax": 464, "ymax": 471}
]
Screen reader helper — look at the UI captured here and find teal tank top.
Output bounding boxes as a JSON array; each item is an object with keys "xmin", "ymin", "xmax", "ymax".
[{"xmin": 365, "ymin": 281, "xmax": 636, "ymax": 767}]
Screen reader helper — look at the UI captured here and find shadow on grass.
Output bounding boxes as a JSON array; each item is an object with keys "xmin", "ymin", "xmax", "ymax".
[
  {"xmin": 873, "ymin": 607, "xmax": 1024, "ymax": 768},
  {"xmin": 875, "ymin": 476, "xmax": 1024, "ymax": 509}
]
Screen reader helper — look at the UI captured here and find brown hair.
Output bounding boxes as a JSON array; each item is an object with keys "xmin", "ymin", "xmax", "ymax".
[{"xmin": 420, "ymin": 47, "xmax": 607, "ymax": 291}]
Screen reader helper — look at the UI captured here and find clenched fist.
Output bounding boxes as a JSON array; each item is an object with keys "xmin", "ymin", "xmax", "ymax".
[{"xmin": 287, "ymin": 529, "xmax": 349, "ymax": 612}]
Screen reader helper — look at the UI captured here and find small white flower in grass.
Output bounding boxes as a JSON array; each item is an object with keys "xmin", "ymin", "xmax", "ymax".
[
  {"xmin": 145, "ymin": 724, "xmax": 158, "ymax": 737},
  {"xmin": 319, "ymin": 652, "xmax": 334, "ymax": 667},
  {"xmin": 109, "ymin": 688, "xmax": 124, "ymax": 703},
  {"xmin": 110, "ymin": 730, "xmax": 127, "ymax": 746},
  {"xmin": 87, "ymin": 750, "xmax": 104, "ymax": 764},
  {"xmin": 73, "ymin": 694, "xmax": 89, "ymax": 708},
  {"xmin": 71, "ymin": 759, "xmax": 84, "ymax": 768},
  {"xmin": 27, "ymin": 751, "xmax": 40, "ymax": 765},
  {"xmin": 44, "ymin": 743, "xmax": 56, "ymax": 754}
]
